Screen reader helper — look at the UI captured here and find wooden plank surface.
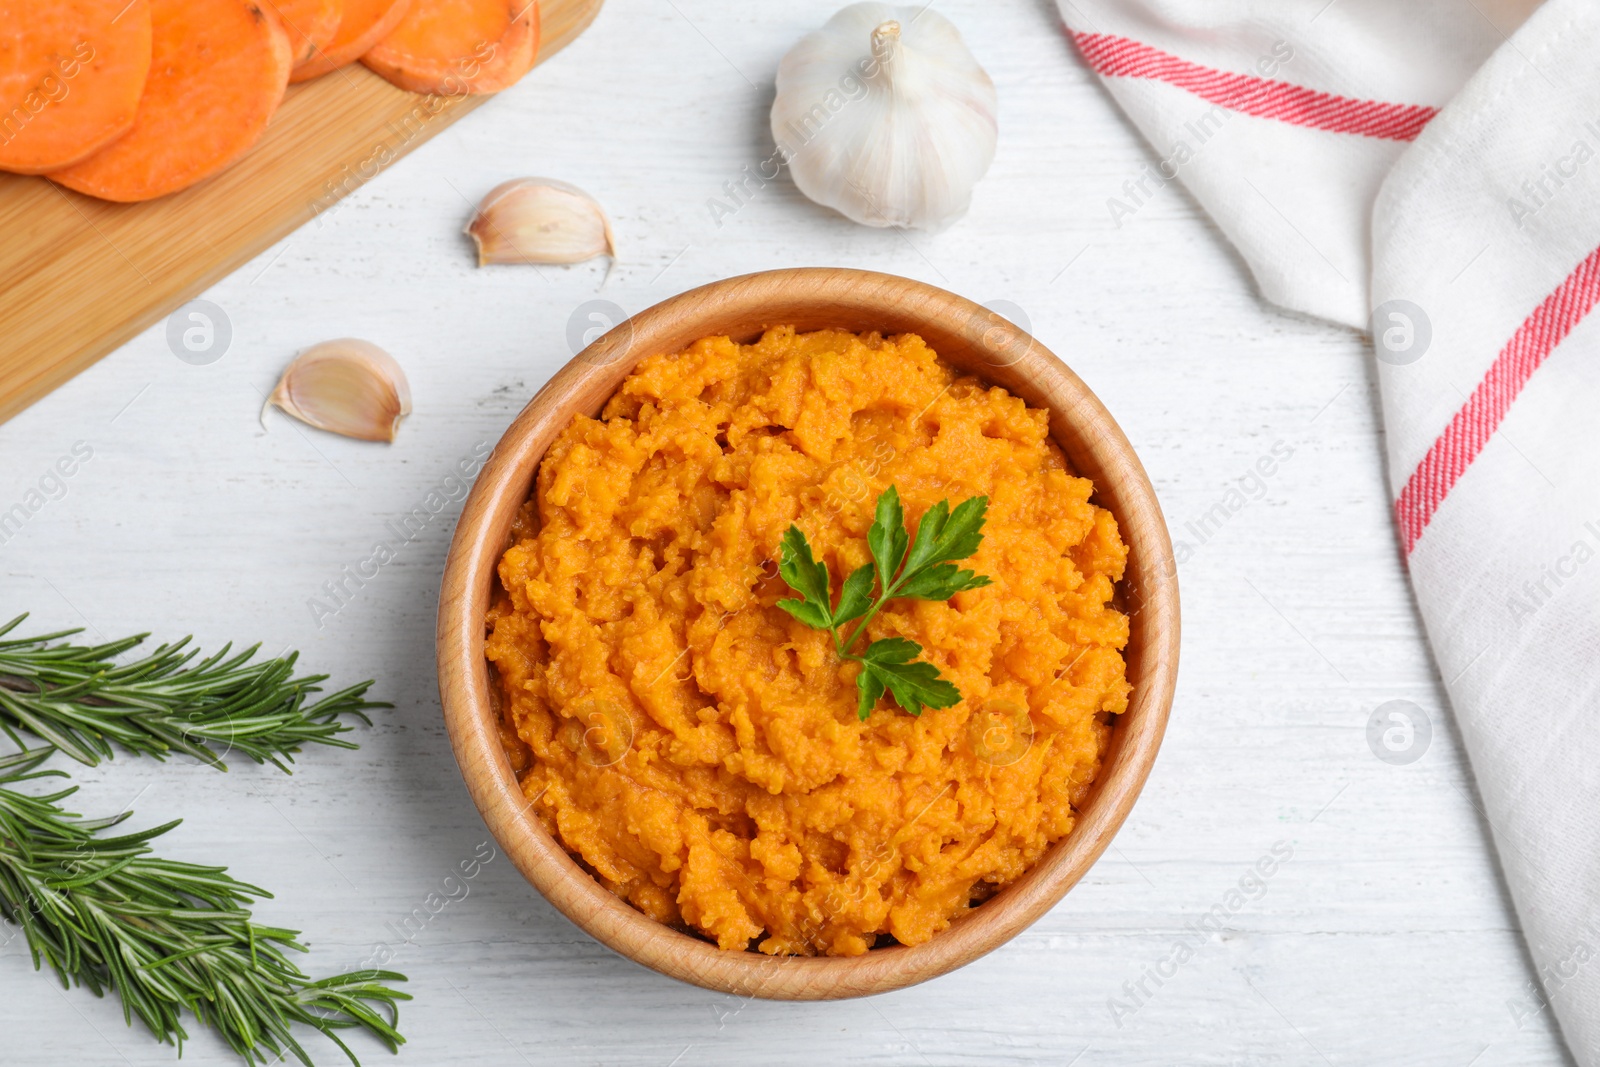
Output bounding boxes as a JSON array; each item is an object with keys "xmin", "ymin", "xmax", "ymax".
[
  {"xmin": 0, "ymin": 0, "xmax": 602, "ymax": 427},
  {"xmin": 0, "ymin": 0, "xmax": 1572, "ymax": 1064}
]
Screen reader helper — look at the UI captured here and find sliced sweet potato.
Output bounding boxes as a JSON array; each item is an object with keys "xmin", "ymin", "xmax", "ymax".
[
  {"xmin": 49, "ymin": 0, "xmax": 292, "ymax": 202},
  {"xmin": 362, "ymin": 0, "xmax": 537, "ymax": 95},
  {"xmin": 262, "ymin": 0, "xmax": 340, "ymax": 66},
  {"xmin": 289, "ymin": 0, "xmax": 409, "ymax": 82},
  {"xmin": 0, "ymin": 0, "xmax": 154, "ymax": 173}
]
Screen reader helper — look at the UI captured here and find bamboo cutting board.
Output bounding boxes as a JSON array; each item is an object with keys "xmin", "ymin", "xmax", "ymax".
[{"xmin": 0, "ymin": 0, "xmax": 602, "ymax": 427}]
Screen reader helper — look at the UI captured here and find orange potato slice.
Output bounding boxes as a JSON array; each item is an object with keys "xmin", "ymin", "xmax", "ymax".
[
  {"xmin": 262, "ymin": 0, "xmax": 341, "ymax": 66},
  {"xmin": 289, "ymin": 0, "xmax": 409, "ymax": 82},
  {"xmin": 362, "ymin": 0, "xmax": 538, "ymax": 95},
  {"xmin": 49, "ymin": 0, "xmax": 292, "ymax": 202},
  {"xmin": 0, "ymin": 0, "xmax": 154, "ymax": 173}
]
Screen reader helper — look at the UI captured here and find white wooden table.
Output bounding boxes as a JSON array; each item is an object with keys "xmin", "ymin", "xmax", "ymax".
[{"xmin": 0, "ymin": 1, "xmax": 1572, "ymax": 1063}]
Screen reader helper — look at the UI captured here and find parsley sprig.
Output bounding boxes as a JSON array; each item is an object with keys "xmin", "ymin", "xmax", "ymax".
[{"xmin": 777, "ymin": 487, "xmax": 992, "ymax": 720}]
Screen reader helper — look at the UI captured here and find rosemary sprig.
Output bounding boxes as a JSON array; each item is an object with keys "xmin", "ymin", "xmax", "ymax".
[
  {"xmin": 0, "ymin": 747, "xmax": 408, "ymax": 1065},
  {"xmin": 0, "ymin": 614, "xmax": 388, "ymax": 770}
]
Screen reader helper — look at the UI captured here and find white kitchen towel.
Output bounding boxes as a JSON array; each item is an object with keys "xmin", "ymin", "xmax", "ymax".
[
  {"xmin": 1059, "ymin": 0, "xmax": 1536, "ymax": 327},
  {"xmin": 1057, "ymin": 0, "xmax": 1600, "ymax": 1060}
]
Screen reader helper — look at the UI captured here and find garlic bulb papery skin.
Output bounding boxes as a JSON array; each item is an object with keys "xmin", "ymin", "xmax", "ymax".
[
  {"xmin": 466, "ymin": 178, "xmax": 616, "ymax": 266},
  {"xmin": 263, "ymin": 339, "xmax": 412, "ymax": 443},
  {"xmin": 771, "ymin": 3, "xmax": 997, "ymax": 232}
]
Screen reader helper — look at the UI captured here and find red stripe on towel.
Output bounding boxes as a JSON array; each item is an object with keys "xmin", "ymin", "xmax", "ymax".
[
  {"xmin": 1070, "ymin": 31, "xmax": 1438, "ymax": 141},
  {"xmin": 1396, "ymin": 244, "xmax": 1600, "ymax": 554}
]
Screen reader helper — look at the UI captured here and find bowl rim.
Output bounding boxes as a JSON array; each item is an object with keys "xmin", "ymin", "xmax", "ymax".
[{"xmin": 436, "ymin": 267, "xmax": 1180, "ymax": 1000}]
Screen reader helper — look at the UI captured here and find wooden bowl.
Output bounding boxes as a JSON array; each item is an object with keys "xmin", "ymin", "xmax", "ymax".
[{"xmin": 436, "ymin": 268, "xmax": 1179, "ymax": 1000}]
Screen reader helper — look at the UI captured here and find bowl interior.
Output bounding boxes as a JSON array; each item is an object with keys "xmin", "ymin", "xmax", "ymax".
[{"xmin": 436, "ymin": 268, "xmax": 1179, "ymax": 1000}]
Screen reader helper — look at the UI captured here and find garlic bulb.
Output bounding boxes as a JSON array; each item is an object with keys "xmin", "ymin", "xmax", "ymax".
[
  {"xmin": 771, "ymin": 4, "xmax": 997, "ymax": 232},
  {"xmin": 465, "ymin": 178, "xmax": 615, "ymax": 266},
  {"xmin": 263, "ymin": 339, "xmax": 411, "ymax": 443}
]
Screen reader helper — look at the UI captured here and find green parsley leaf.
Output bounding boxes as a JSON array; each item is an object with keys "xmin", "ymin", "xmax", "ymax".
[
  {"xmin": 776, "ymin": 525, "xmax": 833, "ymax": 629},
  {"xmin": 901, "ymin": 496, "xmax": 989, "ymax": 584},
  {"xmin": 776, "ymin": 595, "xmax": 832, "ymax": 631},
  {"xmin": 856, "ymin": 638, "xmax": 962, "ymax": 718},
  {"xmin": 895, "ymin": 562, "xmax": 993, "ymax": 602},
  {"xmin": 867, "ymin": 485, "xmax": 909, "ymax": 592},
  {"xmin": 773, "ymin": 487, "xmax": 990, "ymax": 719},
  {"xmin": 833, "ymin": 563, "xmax": 876, "ymax": 626},
  {"xmin": 855, "ymin": 663, "xmax": 886, "ymax": 722}
]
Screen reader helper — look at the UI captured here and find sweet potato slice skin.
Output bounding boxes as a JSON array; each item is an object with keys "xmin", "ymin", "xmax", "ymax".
[
  {"xmin": 263, "ymin": 0, "xmax": 340, "ymax": 66},
  {"xmin": 49, "ymin": 0, "xmax": 292, "ymax": 202},
  {"xmin": 362, "ymin": 0, "xmax": 537, "ymax": 95},
  {"xmin": 0, "ymin": 0, "xmax": 154, "ymax": 173},
  {"xmin": 289, "ymin": 0, "xmax": 409, "ymax": 82}
]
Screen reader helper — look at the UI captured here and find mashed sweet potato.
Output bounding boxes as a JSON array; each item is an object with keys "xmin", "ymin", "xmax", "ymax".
[{"xmin": 485, "ymin": 327, "xmax": 1131, "ymax": 956}]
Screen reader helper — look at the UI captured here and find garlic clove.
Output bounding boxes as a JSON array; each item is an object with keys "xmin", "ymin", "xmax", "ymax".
[
  {"xmin": 263, "ymin": 339, "xmax": 412, "ymax": 443},
  {"xmin": 465, "ymin": 178, "xmax": 616, "ymax": 266},
  {"xmin": 771, "ymin": 3, "xmax": 998, "ymax": 232}
]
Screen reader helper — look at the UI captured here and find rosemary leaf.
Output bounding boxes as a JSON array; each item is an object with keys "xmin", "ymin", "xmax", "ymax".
[
  {"xmin": 0, "ymin": 615, "xmax": 389, "ymax": 770},
  {"xmin": 0, "ymin": 748, "xmax": 408, "ymax": 1065}
]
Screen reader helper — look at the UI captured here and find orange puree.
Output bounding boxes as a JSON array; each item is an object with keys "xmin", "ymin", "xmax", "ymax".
[{"xmin": 485, "ymin": 327, "xmax": 1131, "ymax": 956}]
